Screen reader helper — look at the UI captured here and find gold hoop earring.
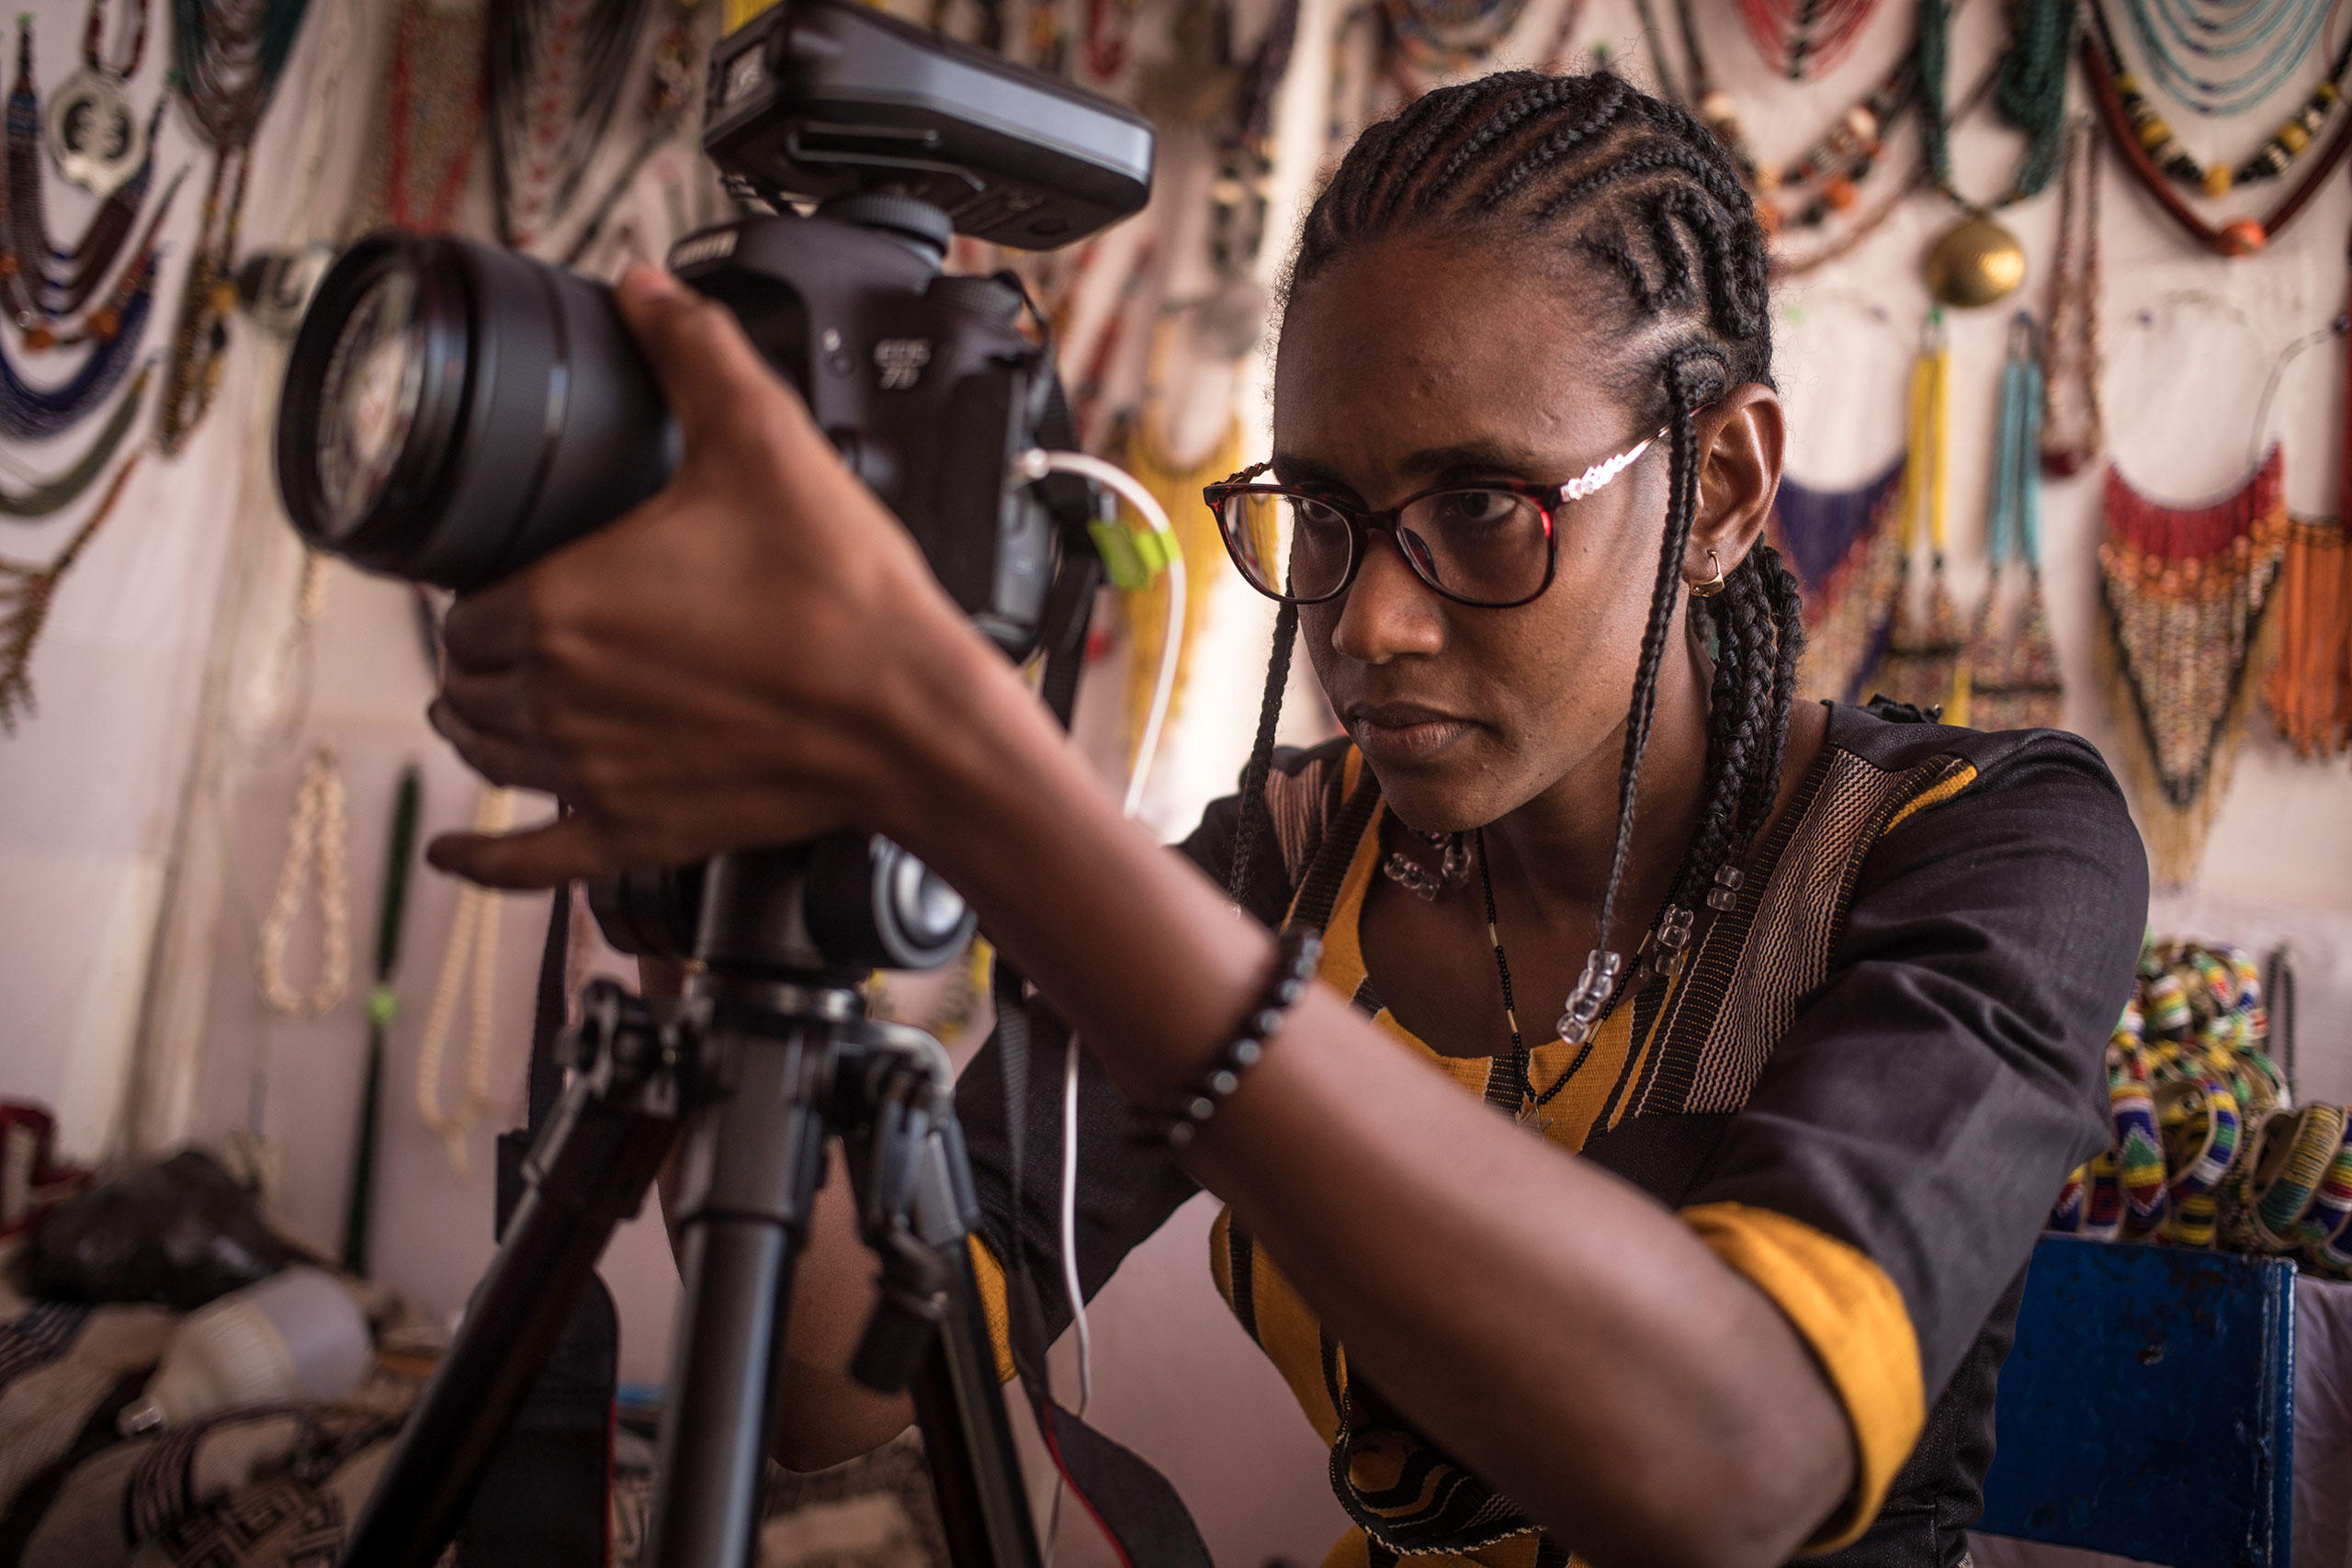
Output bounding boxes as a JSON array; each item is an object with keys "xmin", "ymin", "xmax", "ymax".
[{"xmin": 1688, "ymin": 549, "xmax": 1726, "ymax": 598}]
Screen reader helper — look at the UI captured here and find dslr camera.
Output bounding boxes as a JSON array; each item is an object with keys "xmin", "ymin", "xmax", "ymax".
[{"xmin": 276, "ymin": 0, "xmax": 1155, "ymax": 976}]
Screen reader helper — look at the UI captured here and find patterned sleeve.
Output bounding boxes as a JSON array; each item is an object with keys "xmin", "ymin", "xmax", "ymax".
[{"xmin": 1676, "ymin": 734, "xmax": 2146, "ymax": 1548}]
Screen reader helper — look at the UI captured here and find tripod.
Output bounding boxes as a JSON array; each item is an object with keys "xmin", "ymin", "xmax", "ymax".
[{"xmin": 337, "ymin": 838, "xmax": 1043, "ymax": 1568}]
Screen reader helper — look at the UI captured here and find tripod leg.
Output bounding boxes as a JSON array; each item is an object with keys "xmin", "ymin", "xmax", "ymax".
[
  {"xmin": 910, "ymin": 1246, "xmax": 1045, "ymax": 1568},
  {"xmin": 646, "ymin": 1018, "xmax": 832, "ymax": 1568},
  {"xmin": 341, "ymin": 1077, "xmax": 677, "ymax": 1568}
]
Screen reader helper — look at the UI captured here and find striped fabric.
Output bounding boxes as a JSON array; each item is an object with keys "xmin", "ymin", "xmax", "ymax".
[{"xmin": 1204, "ymin": 735, "xmax": 1977, "ymax": 1565}]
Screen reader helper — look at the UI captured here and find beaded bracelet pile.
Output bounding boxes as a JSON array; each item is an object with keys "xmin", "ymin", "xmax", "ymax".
[{"xmin": 1128, "ymin": 927, "xmax": 1321, "ymax": 1149}]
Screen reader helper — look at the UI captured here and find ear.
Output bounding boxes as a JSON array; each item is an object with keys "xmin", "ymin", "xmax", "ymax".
[{"xmin": 1682, "ymin": 384, "xmax": 1785, "ymax": 587}]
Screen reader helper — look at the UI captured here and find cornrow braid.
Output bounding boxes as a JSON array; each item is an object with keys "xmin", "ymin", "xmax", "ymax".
[
  {"xmin": 1228, "ymin": 600, "xmax": 1299, "ymax": 908},
  {"xmin": 1235, "ymin": 66, "xmax": 1806, "ymax": 1046}
]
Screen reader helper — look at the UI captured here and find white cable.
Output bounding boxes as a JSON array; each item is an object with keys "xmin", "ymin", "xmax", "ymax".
[
  {"xmin": 1016, "ymin": 449, "xmax": 1187, "ymax": 820},
  {"xmin": 1014, "ymin": 448, "xmax": 1182, "ymax": 1559}
]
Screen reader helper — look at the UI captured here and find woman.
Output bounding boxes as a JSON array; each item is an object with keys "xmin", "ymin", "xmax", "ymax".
[{"xmin": 429, "ymin": 70, "xmax": 2146, "ymax": 1568}]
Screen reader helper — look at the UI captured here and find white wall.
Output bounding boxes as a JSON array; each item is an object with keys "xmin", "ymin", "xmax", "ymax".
[{"xmin": 6, "ymin": 0, "xmax": 2352, "ymax": 1561}]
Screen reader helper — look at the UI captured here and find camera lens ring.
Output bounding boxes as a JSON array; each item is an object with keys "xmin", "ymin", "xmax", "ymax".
[{"xmin": 277, "ymin": 233, "xmax": 473, "ymax": 570}]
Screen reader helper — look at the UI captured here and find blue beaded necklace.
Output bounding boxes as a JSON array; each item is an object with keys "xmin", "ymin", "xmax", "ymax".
[{"xmin": 2125, "ymin": 0, "xmax": 2337, "ymax": 116}]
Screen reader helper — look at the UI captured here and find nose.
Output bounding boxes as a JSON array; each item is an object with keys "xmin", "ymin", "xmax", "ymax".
[{"xmin": 1329, "ymin": 527, "xmax": 1446, "ymax": 665}]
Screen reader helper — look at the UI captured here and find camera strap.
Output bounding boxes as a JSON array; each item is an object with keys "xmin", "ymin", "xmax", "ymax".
[{"xmin": 992, "ymin": 957, "xmax": 1213, "ymax": 1568}]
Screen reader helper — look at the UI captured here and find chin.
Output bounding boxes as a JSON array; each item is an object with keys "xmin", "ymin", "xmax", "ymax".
[{"xmin": 1359, "ymin": 757, "xmax": 1510, "ymax": 837}]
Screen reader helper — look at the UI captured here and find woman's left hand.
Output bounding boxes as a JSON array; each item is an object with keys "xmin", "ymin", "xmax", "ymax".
[{"xmin": 425, "ymin": 265, "xmax": 1004, "ymax": 888}]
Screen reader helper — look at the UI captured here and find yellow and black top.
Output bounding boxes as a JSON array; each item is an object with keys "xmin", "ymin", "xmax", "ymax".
[{"xmin": 956, "ymin": 700, "xmax": 2146, "ymax": 1568}]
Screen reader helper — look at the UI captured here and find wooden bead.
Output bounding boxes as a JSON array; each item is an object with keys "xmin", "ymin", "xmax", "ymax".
[
  {"xmin": 2203, "ymin": 163, "xmax": 2233, "ymax": 197},
  {"xmin": 24, "ymin": 324, "xmax": 53, "ymax": 352},
  {"xmin": 2220, "ymin": 218, "xmax": 2267, "ymax": 255},
  {"xmin": 1825, "ymin": 175, "xmax": 1858, "ymax": 210}
]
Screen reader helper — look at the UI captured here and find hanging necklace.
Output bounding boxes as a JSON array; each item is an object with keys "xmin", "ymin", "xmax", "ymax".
[
  {"xmin": 1384, "ymin": 825, "xmax": 1473, "ymax": 898},
  {"xmin": 1474, "ymin": 829, "xmax": 1597, "ymax": 1129},
  {"xmin": 159, "ymin": 0, "xmax": 312, "ymax": 456},
  {"xmin": 0, "ymin": 362, "xmax": 149, "ymax": 518},
  {"xmin": 559, "ymin": 3, "xmax": 700, "ymax": 271},
  {"xmin": 416, "ymin": 784, "xmax": 518, "ymax": 1176},
  {"xmin": 1917, "ymin": 0, "xmax": 2068, "ymax": 309},
  {"xmin": 2097, "ymin": 0, "xmax": 2352, "ymax": 195},
  {"xmin": 5, "ymin": 20, "xmax": 157, "ymax": 319},
  {"xmin": 256, "ymin": 742, "xmax": 353, "ymax": 1020},
  {"xmin": 3, "ymin": 164, "xmax": 183, "ymax": 355},
  {"xmin": 2041, "ymin": 120, "xmax": 2104, "ymax": 474},
  {"xmin": 1084, "ymin": 0, "xmax": 1144, "ymax": 81},
  {"xmin": 46, "ymin": 0, "xmax": 151, "ymax": 197},
  {"xmin": 1962, "ymin": 312, "xmax": 2065, "ymax": 729},
  {"xmin": 0, "ymin": 263, "xmax": 157, "ymax": 440},
  {"xmin": 1736, "ymin": 0, "xmax": 1883, "ymax": 79},
  {"xmin": 2122, "ymin": 0, "xmax": 2335, "ymax": 118},
  {"xmin": 1383, "ymin": 0, "xmax": 1532, "ymax": 80},
  {"xmin": 356, "ymin": 0, "xmax": 486, "ymax": 237},
  {"xmin": 1772, "ymin": 457, "xmax": 1907, "ymax": 702},
  {"xmin": 488, "ymin": 0, "xmax": 652, "ymax": 250},
  {"xmin": 1867, "ymin": 314, "xmax": 1965, "ymax": 712},
  {"xmin": 2098, "ymin": 446, "xmax": 2289, "ymax": 884},
  {"xmin": 2250, "ymin": 304, "xmax": 2351, "ymax": 759},
  {"xmin": 2082, "ymin": 1, "xmax": 2352, "ymax": 254},
  {"xmin": 0, "ymin": 447, "xmax": 141, "ymax": 731}
]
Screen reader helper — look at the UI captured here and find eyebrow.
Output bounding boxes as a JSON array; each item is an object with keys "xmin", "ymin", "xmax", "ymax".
[{"xmin": 1270, "ymin": 438, "xmax": 1552, "ymax": 492}]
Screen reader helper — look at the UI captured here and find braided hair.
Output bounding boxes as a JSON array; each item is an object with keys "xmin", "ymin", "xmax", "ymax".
[{"xmin": 1233, "ymin": 69, "xmax": 1806, "ymax": 1017}]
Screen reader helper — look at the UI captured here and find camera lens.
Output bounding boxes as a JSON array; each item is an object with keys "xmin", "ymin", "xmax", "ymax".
[
  {"xmin": 278, "ymin": 231, "xmax": 680, "ymax": 592},
  {"xmin": 313, "ymin": 265, "xmax": 424, "ymax": 541}
]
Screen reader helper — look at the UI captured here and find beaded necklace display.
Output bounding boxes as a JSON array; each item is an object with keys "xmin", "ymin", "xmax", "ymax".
[
  {"xmin": 0, "ymin": 446, "xmax": 139, "ymax": 731},
  {"xmin": 2123, "ymin": 0, "xmax": 2335, "ymax": 118},
  {"xmin": 416, "ymin": 784, "xmax": 518, "ymax": 1177},
  {"xmin": 487, "ymin": 0, "xmax": 650, "ymax": 250},
  {"xmin": 2093, "ymin": 0, "xmax": 2352, "ymax": 199},
  {"xmin": 558, "ymin": 4, "xmax": 699, "ymax": 271},
  {"xmin": 256, "ymin": 741, "xmax": 352, "ymax": 1020},
  {"xmin": 2040, "ymin": 121, "xmax": 2104, "ymax": 475},
  {"xmin": 1916, "ymin": 0, "xmax": 2069, "ymax": 308},
  {"xmin": 2082, "ymin": 0, "xmax": 2352, "ymax": 253},
  {"xmin": 1771, "ymin": 458, "xmax": 1905, "ymax": 701},
  {"xmin": 4, "ymin": 21, "xmax": 158, "ymax": 321},
  {"xmin": 2097, "ymin": 446, "xmax": 2288, "ymax": 884},
  {"xmin": 2255, "ymin": 292, "xmax": 2352, "ymax": 758},
  {"xmin": 3, "ymin": 160, "xmax": 181, "ymax": 355},
  {"xmin": 1865, "ymin": 316, "xmax": 1965, "ymax": 711},
  {"xmin": 0, "ymin": 265, "xmax": 155, "ymax": 440},
  {"xmin": 46, "ymin": 0, "xmax": 152, "ymax": 197},
  {"xmin": 1383, "ymin": 0, "xmax": 1532, "ymax": 80},
  {"xmin": 1962, "ymin": 313, "xmax": 2065, "ymax": 729},
  {"xmin": 1084, "ymin": 0, "xmax": 1144, "ymax": 81},
  {"xmin": 1736, "ymin": 0, "xmax": 1883, "ymax": 79},
  {"xmin": 0, "ymin": 362, "xmax": 147, "ymax": 518},
  {"xmin": 159, "ymin": 0, "xmax": 312, "ymax": 457},
  {"xmin": 345, "ymin": 0, "xmax": 485, "ymax": 238}
]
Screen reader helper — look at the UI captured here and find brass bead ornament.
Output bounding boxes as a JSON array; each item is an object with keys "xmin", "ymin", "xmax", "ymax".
[{"xmin": 1925, "ymin": 212, "xmax": 2028, "ymax": 308}]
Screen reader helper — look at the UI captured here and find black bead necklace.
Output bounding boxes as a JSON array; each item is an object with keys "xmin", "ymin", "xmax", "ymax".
[{"xmin": 1476, "ymin": 829, "xmax": 1596, "ymax": 1128}]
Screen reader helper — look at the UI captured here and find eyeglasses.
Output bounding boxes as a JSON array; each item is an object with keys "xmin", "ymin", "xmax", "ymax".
[{"xmin": 1204, "ymin": 429, "xmax": 1665, "ymax": 609}]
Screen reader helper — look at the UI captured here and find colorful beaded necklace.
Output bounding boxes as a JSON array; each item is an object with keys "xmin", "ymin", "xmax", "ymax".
[
  {"xmin": 2082, "ymin": 0, "xmax": 2352, "ymax": 254},
  {"xmin": 1916, "ymin": 0, "xmax": 2068, "ymax": 307},
  {"xmin": 3, "ymin": 20, "xmax": 154, "ymax": 321},
  {"xmin": 2039, "ymin": 120, "xmax": 2105, "ymax": 476},
  {"xmin": 1961, "ymin": 313, "xmax": 2064, "ymax": 730},
  {"xmin": 2123, "ymin": 0, "xmax": 2335, "ymax": 118},
  {"xmin": 1735, "ymin": 0, "xmax": 1884, "ymax": 79},
  {"xmin": 487, "ymin": 0, "xmax": 650, "ymax": 250},
  {"xmin": 158, "ymin": 0, "xmax": 311, "ymax": 456},
  {"xmin": 2095, "ymin": 0, "xmax": 2352, "ymax": 196},
  {"xmin": 0, "ymin": 447, "xmax": 141, "ymax": 731},
  {"xmin": 2097, "ymin": 446, "xmax": 2289, "ymax": 883}
]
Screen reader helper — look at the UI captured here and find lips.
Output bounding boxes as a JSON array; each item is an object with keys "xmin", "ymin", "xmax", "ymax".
[{"xmin": 1344, "ymin": 701, "xmax": 1476, "ymax": 763}]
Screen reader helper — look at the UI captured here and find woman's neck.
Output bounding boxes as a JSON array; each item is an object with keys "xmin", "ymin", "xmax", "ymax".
[{"xmin": 1477, "ymin": 623, "xmax": 1714, "ymax": 942}]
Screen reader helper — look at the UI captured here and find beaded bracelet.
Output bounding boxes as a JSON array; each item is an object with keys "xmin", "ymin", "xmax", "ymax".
[{"xmin": 1128, "ymin": 927, "xmax": 1321, "ymax": 1149}]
